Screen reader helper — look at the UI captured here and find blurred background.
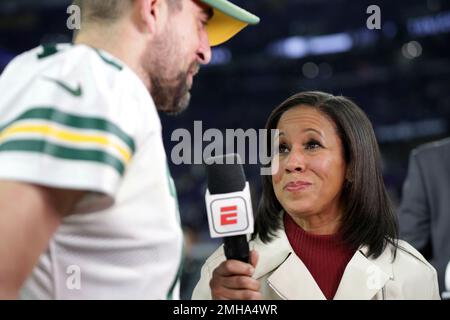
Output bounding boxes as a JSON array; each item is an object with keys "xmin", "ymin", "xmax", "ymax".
[{"xmin": 1, "ymin": 0, "xmax": 449, "ymax": 299}]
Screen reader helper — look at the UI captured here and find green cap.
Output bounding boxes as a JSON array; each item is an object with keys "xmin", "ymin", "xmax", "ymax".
[{"xmin": 199, "ymin": 0, "xmax": 260, "ymax": 46}]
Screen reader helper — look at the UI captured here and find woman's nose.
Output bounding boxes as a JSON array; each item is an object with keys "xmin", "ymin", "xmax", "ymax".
[{"xmin": 285, "ymin": 149, "xmax": 306, "ymax": 173}]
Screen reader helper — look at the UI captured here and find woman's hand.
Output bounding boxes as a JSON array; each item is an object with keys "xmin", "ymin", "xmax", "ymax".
[{"xmin": 210, "ymin": 250, "xmax": 262, "ymax": 300}]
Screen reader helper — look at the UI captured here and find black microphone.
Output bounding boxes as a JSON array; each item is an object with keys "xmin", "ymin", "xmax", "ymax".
[{"xmin": 205, "ymin": 154, "xmax": 254, "ymax": 263}]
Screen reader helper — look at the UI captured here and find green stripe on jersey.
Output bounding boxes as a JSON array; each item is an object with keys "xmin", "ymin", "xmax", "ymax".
[
  {"xmin": 95, "ymin": 49, "xmax": 123, "ymax": 71},
  {"xmin": 0, "ymin": 139, "xmax": 125, "ymax": 175},
  {"xmin": 166, "ymin": 245, "xmax": 184, "ymax": 300},
  {"xmin": 0, "ymin": 107, "xmax": 135, "ymax": 153},
  {"xmin": 37, "ymin": 44, "xmax": 59, "ymax": 59}
]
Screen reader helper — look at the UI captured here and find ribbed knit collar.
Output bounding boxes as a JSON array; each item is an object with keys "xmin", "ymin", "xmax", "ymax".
[{"xmin": 284, "ymin": 212, "xmax": 345, "ymax": 246}]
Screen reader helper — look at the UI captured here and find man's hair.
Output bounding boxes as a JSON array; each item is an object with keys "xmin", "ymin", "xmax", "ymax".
[
  {"xmin": 167, "ymin": 0, "xmax": 183, "ymax": 12},
  {"xmin": 254, "ymin": 91, "xmax": 399, "ymax": 259},
  {"xmin": 72, "ymin": 0, "xmax": 182, "ymax": 25},
  {"xmin": 72, "ymin": 0, "xmax": 133, "ymax": 25}
]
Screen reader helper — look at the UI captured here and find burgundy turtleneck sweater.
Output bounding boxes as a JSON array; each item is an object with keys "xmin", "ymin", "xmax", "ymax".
[{"xmin": 284, "ymin": 213, "xmax": 355, "ymax": 300}]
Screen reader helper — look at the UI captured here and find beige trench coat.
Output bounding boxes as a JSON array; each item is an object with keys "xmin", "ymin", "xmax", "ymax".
[{"xmin": 192, "ymin": 225, "xmax": 440, "ymax": 300}]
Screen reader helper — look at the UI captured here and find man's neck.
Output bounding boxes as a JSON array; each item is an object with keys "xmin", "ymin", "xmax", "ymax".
[{"xmin": 74, "ymin": 26, "xmax": 151, "ymax": 91}]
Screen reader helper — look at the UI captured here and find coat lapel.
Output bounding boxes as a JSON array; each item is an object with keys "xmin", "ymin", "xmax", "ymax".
[
  {"xmin": 251, "ymin": 227, "xmax": 326, "ymax": 300},
  {"xmin": 333, "ymin": 247, "xmax": 393, "ymax": 300},
  {"xmin": 250, "ymin": 216, "xmax": 395, "ymax": 300},
  {"xmin": 267, "ymin": 253, "xmax": 326, "ymax": 299}
]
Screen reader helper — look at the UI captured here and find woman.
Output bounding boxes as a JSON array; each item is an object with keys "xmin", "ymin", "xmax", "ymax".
[{"xmin": 192, "ymin": 91, "xmax": 440, "ymax": 300}]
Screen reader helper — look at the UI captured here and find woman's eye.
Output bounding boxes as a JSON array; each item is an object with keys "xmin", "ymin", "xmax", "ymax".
[
  {"xmin": 278, "ymin": 143, "xmax": 289, "ymax": 153},
  {"xmin": 305, "ymin": 140, "xmax": 322, "ymax": 150}
]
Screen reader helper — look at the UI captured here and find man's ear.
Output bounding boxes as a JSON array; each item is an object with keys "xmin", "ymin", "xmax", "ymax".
[{"xmin": 137, "ymin": 0, "xmax": 168, "ymax": 35}]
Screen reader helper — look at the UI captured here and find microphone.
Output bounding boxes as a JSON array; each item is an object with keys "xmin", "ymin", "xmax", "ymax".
[{"xmin": 204, "ymin": 154, "xmax": 254, "ymax": 263}]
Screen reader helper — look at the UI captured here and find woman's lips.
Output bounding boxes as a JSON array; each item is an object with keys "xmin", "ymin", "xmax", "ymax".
[{"xmin": 284, "ymin": 180, "xmax": 312, "ymax": 192}]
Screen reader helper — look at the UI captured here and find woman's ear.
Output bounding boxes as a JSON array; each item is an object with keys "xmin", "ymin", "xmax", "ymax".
[{"xmin": 345, "ymin": 168, "xmax": 353, "ymax": 183}]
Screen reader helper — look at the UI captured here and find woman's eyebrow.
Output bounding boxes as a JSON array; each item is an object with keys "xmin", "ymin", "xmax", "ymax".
[
  {"xmin": 303, "ymin": 128, "xmax": 324, "ymax": 137},
  {"xmin": 277, "ymin": 129, "xmax": 323, "ymax": 138}
]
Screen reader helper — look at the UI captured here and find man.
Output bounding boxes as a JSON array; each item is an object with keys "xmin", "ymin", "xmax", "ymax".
[
  {"xmin": 0, "ymin": 0, "xmax": 259, "ymax": 299},
  {"xmin": 398, "ymin": 137, "xmax": 450, "ymax": 297}
]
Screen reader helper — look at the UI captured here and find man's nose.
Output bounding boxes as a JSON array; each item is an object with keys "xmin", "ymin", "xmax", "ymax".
[{"xmin": 197, "ymin": 28, "xmax": 212, "ymax": 65}]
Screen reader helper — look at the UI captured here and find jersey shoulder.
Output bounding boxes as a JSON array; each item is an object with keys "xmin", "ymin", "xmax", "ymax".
[
  {"xmin": 0, "ymin": 45, "xmax": 157, "ymax": 196},
  {"xmin": 0, "ymin": 44, "xmax": 160, "ymax": 146}
]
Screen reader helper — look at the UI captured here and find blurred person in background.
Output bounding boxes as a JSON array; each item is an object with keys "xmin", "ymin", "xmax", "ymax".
[
  {"xmin": 398, "ymin": 137, "xmax": 450, "ymax": 298},
  {"xmin": 192, "ymin": 91, "xmax": 440, "ymax": 300},
  {"xmin": 0, "ymin": 0, "xmax": 259, "ymax": 299}
]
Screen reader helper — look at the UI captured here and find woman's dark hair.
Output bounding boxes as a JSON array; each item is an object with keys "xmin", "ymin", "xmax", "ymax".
[{"xmin": 254, "ymin": 91, "xmax": 398, "ymax": 259}]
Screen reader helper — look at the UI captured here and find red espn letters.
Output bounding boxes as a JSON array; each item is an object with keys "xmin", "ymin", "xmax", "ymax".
[{"xmin": 220, "ymin": 205, "xmax": 238, "ymax": 225}]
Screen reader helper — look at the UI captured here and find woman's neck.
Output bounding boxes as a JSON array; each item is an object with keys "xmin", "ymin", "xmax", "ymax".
[{"xmin": 288, "ymin": 211, "xmax": 342, "ymax": 235}]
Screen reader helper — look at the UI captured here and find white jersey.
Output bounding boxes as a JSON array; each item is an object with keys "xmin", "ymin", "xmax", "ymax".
[{"xmin": 0, "ymin": 44, "xmax": 183, "ymax": 299}]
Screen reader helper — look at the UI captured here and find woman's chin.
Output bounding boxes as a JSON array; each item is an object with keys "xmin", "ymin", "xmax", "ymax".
[{"xmin": 282, "ymin": 203, "xmax": 315, "ymax": 218}]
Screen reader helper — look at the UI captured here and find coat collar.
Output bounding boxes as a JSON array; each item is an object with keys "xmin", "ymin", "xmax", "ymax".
[{"xmin": 251, "ymin": 222, "xmax": 394, "ymax": 300}]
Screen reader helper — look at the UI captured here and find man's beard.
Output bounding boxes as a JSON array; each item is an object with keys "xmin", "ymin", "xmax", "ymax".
[
  {"xmin": 146, "ymin": 25, "xmax": 199, "ymax": 116},
  {"xmin": 150, "ymin": 71, "xmax": 191, "ymax": 116}
]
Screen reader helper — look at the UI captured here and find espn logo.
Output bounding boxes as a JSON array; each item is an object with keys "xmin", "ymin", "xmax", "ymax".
[
  {"xmin": 208, "ymin": 196, "xmax": 251, "ymax": 236},
  {"xmin": 220, "ymin": 205, "xmax": 238, "ymax": 226},
  {"xmin": 205, "ymin": 183, "xmax": 254, "ymax": 238}
]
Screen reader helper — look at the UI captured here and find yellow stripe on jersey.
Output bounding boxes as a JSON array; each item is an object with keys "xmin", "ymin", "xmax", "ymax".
[
  {"xmin": 0, "ymin": 124, "xmax": 131, "ymax": 163},
  {"xmin": 0, "ymin": 107, "xmax": 136, "ymax": 153}
]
